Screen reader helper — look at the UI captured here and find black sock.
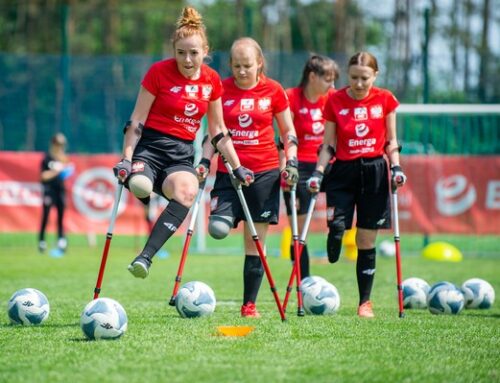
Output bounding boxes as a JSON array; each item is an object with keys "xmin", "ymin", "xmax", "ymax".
[
  {"xmin": 300, "ymin": 245, "xmax": 310, "ymax": 278},
  {"xmin": 141, "ymin": 199, "xmax": 189, "ymax": 259},
  {"xmin": 290, "ymin": 244, "xmax": 310, "ymax": 278},
  {"xmin": 243, "ymin": 255, "xmax": 263, "ymax": 304},
  {"xmin": 356, "ymin": 248, "xmax": 376, "ymax": 305}
]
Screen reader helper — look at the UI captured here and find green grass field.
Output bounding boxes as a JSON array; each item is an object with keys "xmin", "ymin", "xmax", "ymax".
[{"xmin": 1, "ymin": 233, "xmax": 499, "ymax": 383}]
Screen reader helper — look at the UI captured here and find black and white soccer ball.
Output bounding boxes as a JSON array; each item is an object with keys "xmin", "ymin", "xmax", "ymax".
[
  {"xmin": 461, "ymin": 278, "xmax": 495, "ymax": 309},
  {"xmin": 402, "ymin": 277, "xmax": 431, "ymax": 309},
  {"xmin": 7, "ymin": 288, "xmax": 50, "ymax": 325},
  {"xmin": 427, "ymin": 284, "xmax": 464, "ymax": 315},
  {"xmin": 175, "ymin": 281, "xmax": 216, "ymax": 318},
  {"xmin": 302, "ymin": 279, "xmax": 340, "ymax": 315},
  {"xmin": 80, "ymin": 297, "xmax": 128, "ymax": 340}
]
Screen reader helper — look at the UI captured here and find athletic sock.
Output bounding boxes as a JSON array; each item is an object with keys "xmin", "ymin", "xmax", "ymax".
[
  {"xmin": 356, "ymin": 248, "xmax": 376, "ymax": 305},
  {"xmin": 243, "ymin": 255, "xmax": 264, "ymax": 304},
  {"xmin": 290, "ymin": 244, "xmax": 310, "ymax": 279},
  {"xmin": 141, "ymin": 200, "xmax": 189, "ymax": 259}
]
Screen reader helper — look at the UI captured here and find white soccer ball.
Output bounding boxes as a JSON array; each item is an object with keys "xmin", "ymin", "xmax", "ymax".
[
  {"xmin": 175, "ymin": 281, "xmax": 216, "ymax": 318},
  {"xmin": 302, "ymin": 280, "xmax": 340, "ymax": 315},
  {"xmin": 427, "ymin": 285, "xmax": 464, "ymax": 315},
  {"xmin": 301, "ymin": 275, "xmax": 327, "ymax": 290},
  {"xmin": 428, "ymin": 281, "xmax": 456, "ymax": 295},
  {"xmin": 402, "ymin": 277, "xmax": 431, "ymax": 309},
  {"xmin": 378, "ymin": 239, "xmax": 396, "ymax": 257},
  {"xmin": 461, "ymin": 278, "xmax": 495, "ymax": 309},
  {"xmin": 7, "ymin": 288, "xmax": 50, "ymax": 325},
  {"xmin": 80, "ymin": 298, "xmax": 128, "ymax": 340}
]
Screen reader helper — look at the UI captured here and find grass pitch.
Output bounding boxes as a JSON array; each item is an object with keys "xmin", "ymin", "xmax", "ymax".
[{"xmin": 0, "ymin": 233, "xmax": 499, "ymax": 383}]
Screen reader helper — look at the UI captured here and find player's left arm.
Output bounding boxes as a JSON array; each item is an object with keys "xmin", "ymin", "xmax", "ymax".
[
  {"xmin": 275, "ymin": 107, "xmax": 299, "ymax": 185},
  {"xmin": 385, "ymin": 111, "xmax": 406, "ymax": 187}
]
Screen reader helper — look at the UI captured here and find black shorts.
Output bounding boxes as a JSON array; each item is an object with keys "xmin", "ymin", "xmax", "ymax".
[
  {"xmin": 129, "ymin": 129, "xmax": 196, "ymax": 197},
  {"xmin": 283, "ymin": 161, "xmax": 331, "ymax": 215},
  {"xmin": 324, "ymin": 156, "xmax": 391, "ymax": 230},
  {"xmin": 210, "ymin": 169, "xmax": 280, "ymax": 227}
]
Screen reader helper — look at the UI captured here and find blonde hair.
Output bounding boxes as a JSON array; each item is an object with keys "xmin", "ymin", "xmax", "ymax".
[
  {"xmin": 172, "ymin": 6, "xmax": 208, "ymax": 50},
  {"xmin": 230, "ymin": 37, "xmax": 267, "ymax": 75}
]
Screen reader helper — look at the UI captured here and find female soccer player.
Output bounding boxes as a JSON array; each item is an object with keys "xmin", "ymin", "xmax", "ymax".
[
  {"xmin": 38, "ymin": 133, "xmax": 73, "ymax": 253},
  {"xmin": 282, "ymin": 54, "xmax": 339, "ymax": 278},
  {"xmin": 197, "ymin": 37, "xmax": 299, "ymax": 317},
  {"xmin": 113, "ymin": 7, "xmax": 252, "ymax": 279},
  {"xmin": 307, "ymin": 52, "xmax": 407, "ymax": 317}
]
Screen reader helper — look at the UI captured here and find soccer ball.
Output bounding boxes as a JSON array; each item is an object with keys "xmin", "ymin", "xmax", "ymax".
[
  {"xmin": 7, "ymin": 288, "xmax": 50, "ymax": 325},
  {"xmin": 301, "ymin": 275, "xmax": 327, "ymax": 290},
  {"xmin": 402, "ymin": 277, "xmax": 431, "ymax": 309},
  {"xmin": 80, "ymin": 298, "xmax": 128, "ymax": 340},
  {"xmin": 175, "ymin": 281, "xmax": 216, "ymax": 318},
  {"xmin": 461, "ymin": 278, "xmax": 495, "ymax": 309},
  {"xmin": 378, "ymin": 239, "xmax": 396, "ymax": 257},
  {"xmin": 302, "ymin": 280, "xmax": 340, "ymax": 315},
  {"xmin": 428, "ymin": 281, "xmax": 456, "ymax": 295},
  {"xmin": 427, "ymin": 285, "xmax": 464, "ymax": 315}
]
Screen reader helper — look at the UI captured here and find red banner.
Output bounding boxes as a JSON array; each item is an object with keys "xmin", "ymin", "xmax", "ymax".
[{"xmin": 0, "ymin": 152, "xmax": 498, "ymax": 235}]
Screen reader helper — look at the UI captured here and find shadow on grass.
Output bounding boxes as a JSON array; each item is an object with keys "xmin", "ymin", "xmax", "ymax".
[
  {"xmin": 462, "ymin": 312, "xmax": 500, "ymax": 319},
  {"xmin": 1, "ymin": 322, "xmax": 80, "ymax": 328}
]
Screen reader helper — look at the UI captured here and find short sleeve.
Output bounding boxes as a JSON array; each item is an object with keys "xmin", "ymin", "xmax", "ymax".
[
  {"xmin": 210, "ymin": 71, "xmax": 223, "ymax": 101},
  {"xmin": 323, "ymin": 94, "xmax": 337, "ymax": 123},
  {"xmin": 141, "ymin": 62, "xmax": 160, "ymax": 96},
  {"xmin": 272, "ymin": 83, "xmax": 289, "ymax": 114},
  {"xmin": 385, "ymin": 90, "xmax": 399, "ymax": 114}
]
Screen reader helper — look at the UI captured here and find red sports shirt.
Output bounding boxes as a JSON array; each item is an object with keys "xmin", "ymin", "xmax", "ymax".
[
  {"xmin": 141, "ymin": 58, "xmax": 223, "ymax": 141},
  {"xmin": 287, "ymin": 87, "xmax": 335, "ymax": 163},
  {"xmin": 324, "ymin": 86, "xmax": 399, "ymax": 161},
  {"xmin": 217, "ymin": 75, "xmax": 289, "ymax": 173}
]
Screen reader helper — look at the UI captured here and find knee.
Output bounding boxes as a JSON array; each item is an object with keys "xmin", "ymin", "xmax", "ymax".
[
  {"xmin": 327, "ymin": 220, "xmax": 346, "ymax": 264},
  {"xmin": 208, "ymin": 215, "xmax": 234, "ymax": 240},
  {"xmin": 129, "ymin": 175, "xmax": 153, "ymax": 199}
]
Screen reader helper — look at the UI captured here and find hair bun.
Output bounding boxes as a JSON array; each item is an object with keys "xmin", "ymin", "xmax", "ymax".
[{"xmin": 176, "ymin": 6, "xmax": 203, "ymax": 29}]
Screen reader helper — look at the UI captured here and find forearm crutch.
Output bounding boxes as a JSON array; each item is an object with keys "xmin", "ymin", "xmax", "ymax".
[
  {"xmin": 93, "ymin": 180, "xmax": 124, "ymax": 299},
  {"xmin": 392, "ymin": 182, "xmax": 405, "ymax": 318},
  {"xmin": 224, "ymin": 161, "xmax": 286, "ymax": 322},
  {"xmin": 168, "ymin": 183, "xmax": 206, "ymax": 306},
  {"xmin": 283, "ymin": 192, "xmax": 318, "ymax": 313}
]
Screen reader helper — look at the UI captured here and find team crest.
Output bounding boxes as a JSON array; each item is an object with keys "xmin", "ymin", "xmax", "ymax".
[
  {"xmin": 240, "ymin": 99, "xmax": 254, "ymax": 111},
  {"xmin": 131, "ymin": 161, "xmax": 145, "ymax": 173},
  {"xmin": 202, "ymin": 85, "xmax": 213, "ymax": 100},
  {"xmin": 310, "ymin": 108, "xmax": 323, "ymax": 121},
  {"xmin": 370, "ymin": 105, "xmax": 383, "ymax": 119},
  {"xmin": 354, "ymin": 107, "xmax": 368, "ymax": 120},
  {"xmin": 258, "ymin": 98, "xmax": 271, "ymax": 111},
  {"xmin": 326, "ymin": 207, "xmax": 335, "ymax": 222},
  {"xmin": 185, "ymin": 85, "xmax": 198, "ymax": 98}
]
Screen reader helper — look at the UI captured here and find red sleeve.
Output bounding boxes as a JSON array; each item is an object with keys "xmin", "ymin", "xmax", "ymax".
[
  {"xmin": 272, "ymin": 82, "xmax": 289, "ymax": 114},
  {"xmin": 141, "ymin": 62, "xmax": 160, "ymax": 96},
  {"xmin": 210, "ymin": 69, "xmax": 223, "ymax": 101},
  {"xmin": 385, "ymin": 90, "xmax": 399, "ymax": 114},
  {"xmin": 323, "ymin": 93, "xmax": 337, "ymax": 123}
]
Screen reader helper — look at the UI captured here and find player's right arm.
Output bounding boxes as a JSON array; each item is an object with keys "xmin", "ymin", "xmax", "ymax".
[
  {"xmin": 307, "ymin": 120, "xmax": 336, "ymax": 192},
  {"xmin": 115, "ymin": 86, "xmax": 155, "ymax": 183}
]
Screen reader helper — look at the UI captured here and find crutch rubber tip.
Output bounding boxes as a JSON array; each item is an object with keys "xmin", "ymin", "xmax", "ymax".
[
  {"xmin": 399, "ymin": 312, "xmax": 405, "ymax": 318},
  {"xmin": 168, "ymin": 297, "xmax": 176, "ymax": 306},
  {"xmin": 297, "ymin": 309, "xmax": 305, "ymax": 317}
]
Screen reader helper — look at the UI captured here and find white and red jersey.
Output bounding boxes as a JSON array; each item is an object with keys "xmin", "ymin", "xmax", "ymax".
[
  {"xmin": 324, "ymin": 86, "xmax": 399, "ymax": 161},
  {"xmin": 287, "ymin": 87, "xmax": 335, "ymax": 163},
  {"xmin": 141, "ymin": 58, "xmax": 223, "ymax": 141},
  {"xmin": 218, "ymin": 75, "xmax": 289, "ymax": 173}
]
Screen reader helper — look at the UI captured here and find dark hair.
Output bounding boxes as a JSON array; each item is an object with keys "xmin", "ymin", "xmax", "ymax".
[
  {"xmin": 348, "ymin": 51, "xmax": 379, "ymax": 72},
  {"xmin": 299, "ymin": 54, "xmax": 340, "ymax": 88}
]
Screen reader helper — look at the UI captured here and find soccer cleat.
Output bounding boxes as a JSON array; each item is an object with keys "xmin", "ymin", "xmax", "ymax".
[
  {"xmin": 357, "ymin": 300, "xmax": 375, "ymax": 318},
  {"xmin": 38, "ymin": 240, "xmax": 47, "ymax": 253},
  {"xmin": 127, "ymin": 255, "xmax": 152, "ymax": 279},
  {"xmin": 57, "ymin": 237, "xmax": 68, "ymax": 251},
  {"xmin": 241, "ymin": 302, "xmax": 261, "ymax": 318}
]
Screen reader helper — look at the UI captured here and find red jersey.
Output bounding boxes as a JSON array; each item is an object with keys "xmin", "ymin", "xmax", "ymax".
[
  {"xmin": 218, "ymin": 75, "xmax": 289, "ymax": 173},
  {"xmin": 141, "ymin": 58, "xmax": 223, "ymax": 141},
  {"xmin": 324, "ymin": 86, "xmax": 399, "ymax": 161},
  {"xmin": 286, "ymin": 87, "xmax": 336, "ymax": 163}
]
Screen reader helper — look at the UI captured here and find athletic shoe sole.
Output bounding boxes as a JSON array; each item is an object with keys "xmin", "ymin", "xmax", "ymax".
[{"xmin": 128, "ymin": 262, "xmax": 149, "ymax": 279}]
